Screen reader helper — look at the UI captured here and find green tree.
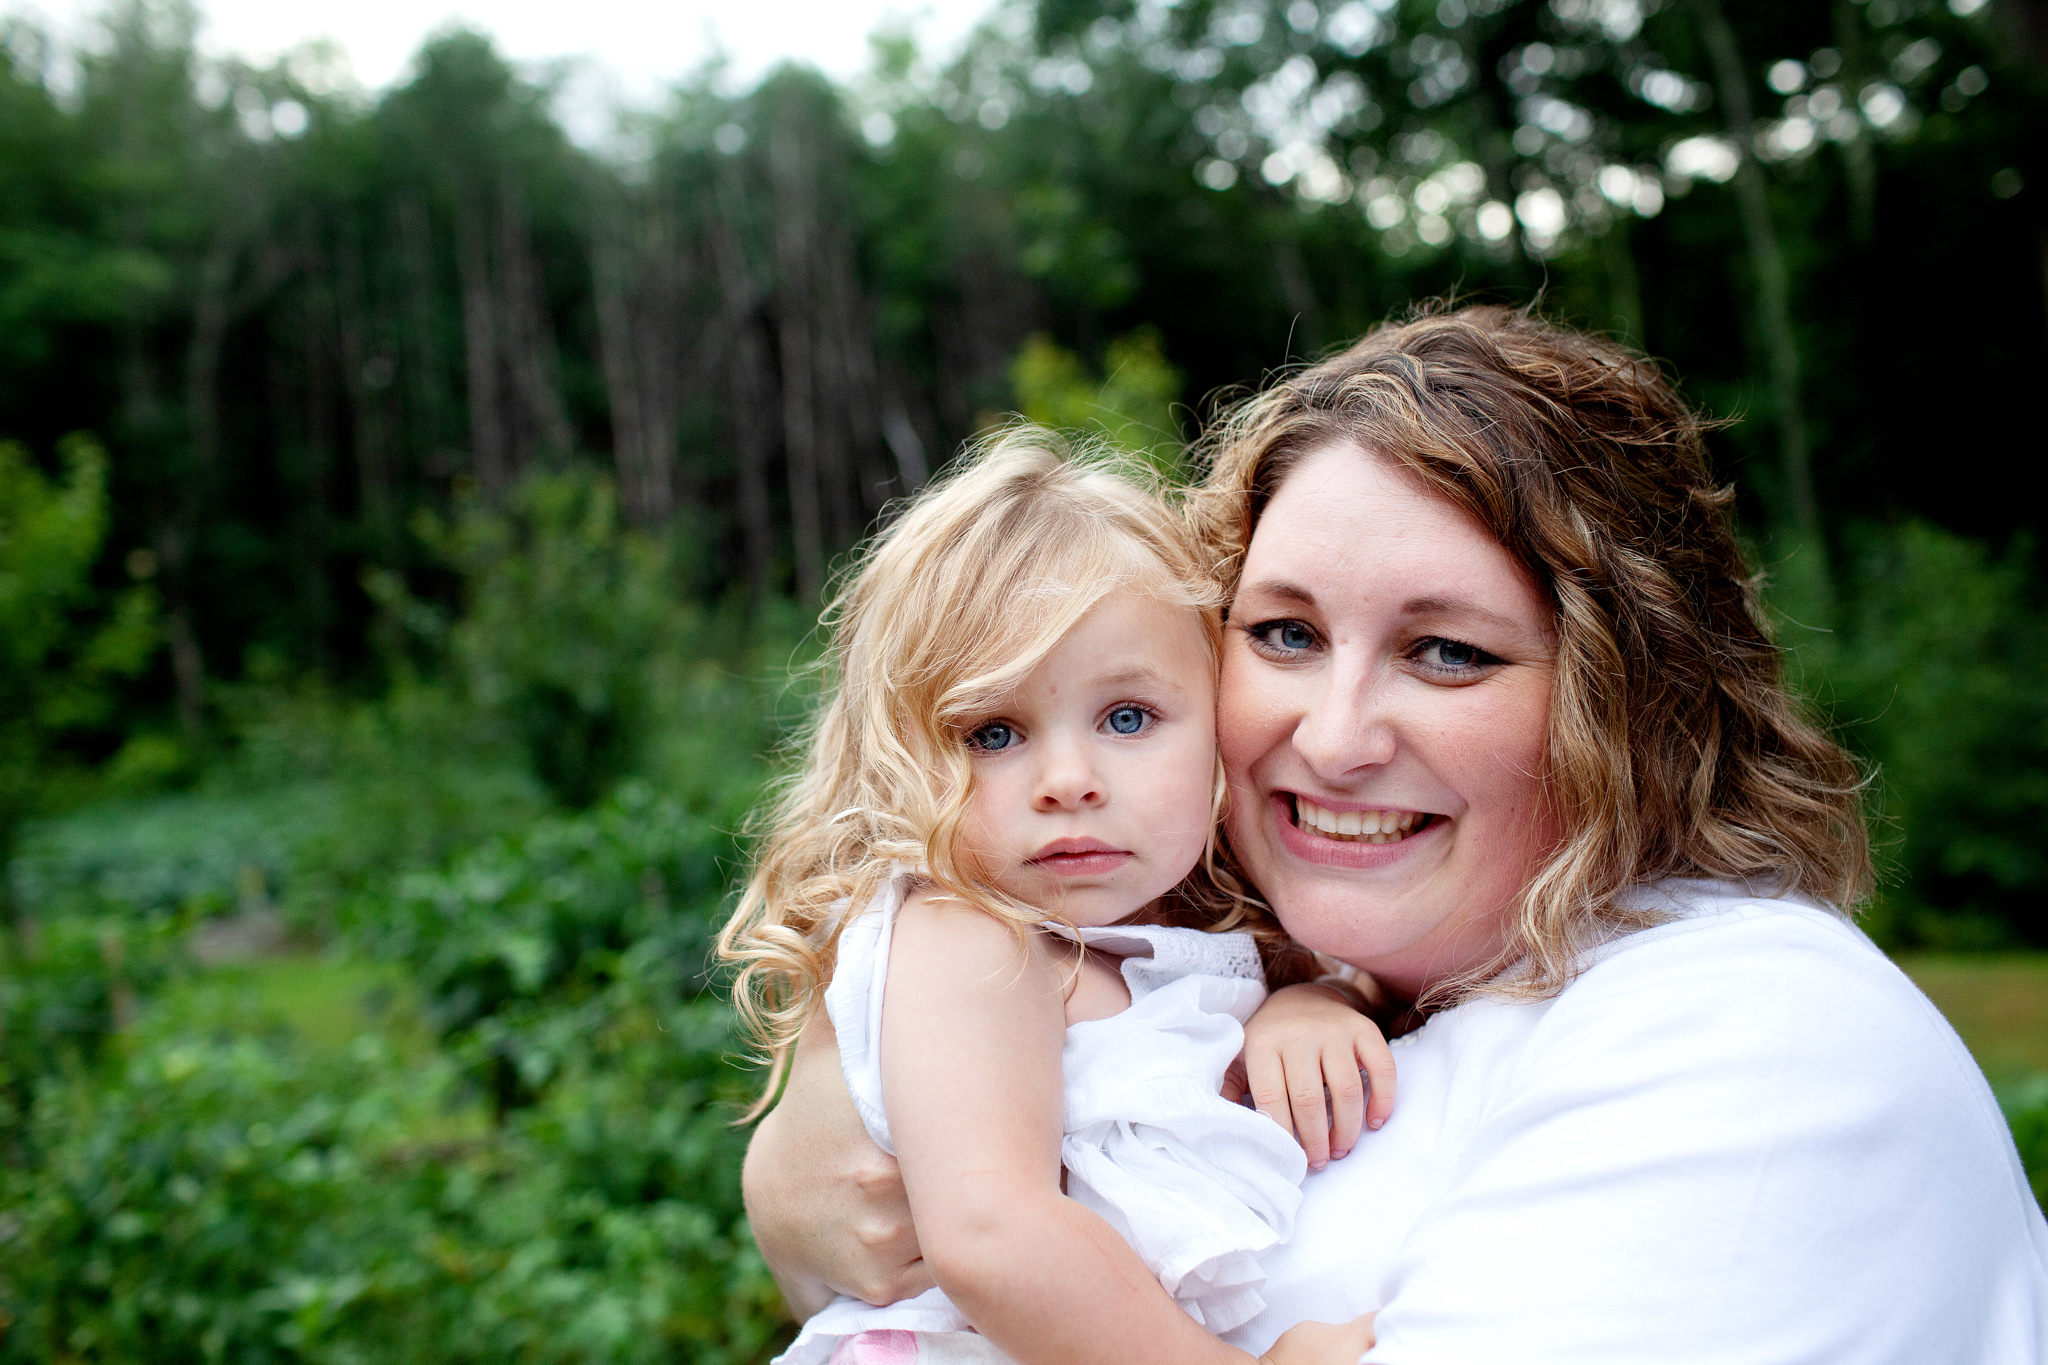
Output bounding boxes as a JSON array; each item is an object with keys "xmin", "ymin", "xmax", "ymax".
[{"xmin": 0, "ymin": 436, "xmax": 156, "ymax": 896}]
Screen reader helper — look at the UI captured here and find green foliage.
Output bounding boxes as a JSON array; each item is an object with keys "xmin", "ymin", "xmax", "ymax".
[
  {"xmin": 0, "ymin": 435, "xmax": 156, "ymax": 883},
  {"xmin": 1784, "ymin": 523, "xmax": 2048, "ymax": 946},
  {"xmin": 377, "ymin": 782, "xmax": 741, "ymax": 1114},
  {"xmin": 0, "ymin": 910, "xmax": 177, "ymax": 1158},
  {"xmin": 430, "ymin": 470, "xmax": 687, "ymax": 809},
  {"xmin": 2000, "ymin": 1075, "xmax": 2048, "ymax": 1211},
  {"xmin": 1010, "ymin": 328, "xmax": 1185, "ymax": 478},
  {"xmin": 0, "ymin": 528, "xmax": 799, "ymax": 1358},
  {"xmin": 0, "ymin": 792, "xmax": 785, "ymax": 1363}
]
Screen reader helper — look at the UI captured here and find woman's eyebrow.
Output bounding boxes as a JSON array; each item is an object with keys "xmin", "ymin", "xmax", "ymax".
[
  {"xmin": 1400, "ymin": 594, "xmax": 1526, "ymax": 633},
  {"xmin": 1236, "ymin": 579, "xmax": 1317, "ymax": 609}
]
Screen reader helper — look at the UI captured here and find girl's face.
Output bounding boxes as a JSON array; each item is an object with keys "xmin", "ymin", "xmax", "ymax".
[
  {"xmin": 1217, "ymin": 443, "xmax": 1560, "ymax": 1000},
  {"xmin": 956, "ymin": 587, "xmax": 1218, "ymax": 927}
]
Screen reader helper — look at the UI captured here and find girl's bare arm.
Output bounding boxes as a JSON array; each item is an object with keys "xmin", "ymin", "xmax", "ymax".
[{"xmin": 882, "ymin": 892, "xmax": 1254, "ymax": 1365}]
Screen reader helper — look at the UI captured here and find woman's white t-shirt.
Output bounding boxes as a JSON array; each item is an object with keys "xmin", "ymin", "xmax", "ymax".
[{"xmin": 1225, "ymin": 880, "xmax": 2048, "ymax": 1363}]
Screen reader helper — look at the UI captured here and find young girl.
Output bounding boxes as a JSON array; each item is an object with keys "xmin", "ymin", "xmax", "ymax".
[{"xmin": 719, "ymin": 432, "xmax": 1392, "ymax": 1365}]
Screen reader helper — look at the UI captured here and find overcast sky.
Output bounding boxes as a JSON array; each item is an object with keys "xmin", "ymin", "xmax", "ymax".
[{"xmin": 4, "ymin": 0, "xmax": 999, "ymax": 103}]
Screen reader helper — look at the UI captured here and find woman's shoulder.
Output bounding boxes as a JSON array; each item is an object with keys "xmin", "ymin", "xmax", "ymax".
[
  {"xmin": 1490, "ymin": 879, "xmax": 2010, "ymax": 1154},
  {"xmin": 1576, "ymin": 878, "xmax": 1931, "ymax": 1025},
  {"xmin": 1549, "ymin": 880, "xmax": 1956, "ymax": 1054}
]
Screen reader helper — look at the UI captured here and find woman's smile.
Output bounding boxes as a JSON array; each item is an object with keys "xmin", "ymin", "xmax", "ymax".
[
  {"xmin": 1273, "ymin": 793, "xmax": 1444, "ymax": 868},
  {"xmin": 1286, "ymin": 794, "xmax": 1435, "ymax": 843}
]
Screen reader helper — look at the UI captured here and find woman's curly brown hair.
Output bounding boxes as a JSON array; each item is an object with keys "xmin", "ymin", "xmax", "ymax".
[{"xmin": 1187, "ymin": 302, "xmax": 1873, "ymax": 1004}]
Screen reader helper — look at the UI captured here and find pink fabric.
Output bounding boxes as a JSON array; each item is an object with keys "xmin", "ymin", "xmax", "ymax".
[{"xmin": 829, "ymin": 1330, "xmax": 921, "ymax": 1365}]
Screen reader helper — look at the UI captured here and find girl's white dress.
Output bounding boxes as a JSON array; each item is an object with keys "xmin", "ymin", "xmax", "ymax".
[{"xmin": 774, "ymin": 872, "xmax": 1308, "ymax": 1365}]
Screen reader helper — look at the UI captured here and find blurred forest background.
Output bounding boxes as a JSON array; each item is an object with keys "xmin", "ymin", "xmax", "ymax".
[{"xmin": 3, "ymin": 0, "xmax": 2047, "ymax": 1356}]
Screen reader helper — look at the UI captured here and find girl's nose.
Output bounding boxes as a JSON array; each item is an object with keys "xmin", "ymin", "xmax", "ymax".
[{"xmin": 1033, "ymin": 736, "xmax": 1105, "ymax": 810}]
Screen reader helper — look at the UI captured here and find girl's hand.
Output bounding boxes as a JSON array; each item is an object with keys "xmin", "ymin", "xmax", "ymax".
[
  {"xmin": 1226, "ymin": 982, "xmax": 1397, "ymax": 1169},
  {"xmin": 1258, "ymin": 1312, "xmax": 1377, "ymax": 1365}
]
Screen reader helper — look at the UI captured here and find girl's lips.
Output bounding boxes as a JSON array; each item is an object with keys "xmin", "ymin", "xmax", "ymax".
[
  {"xmin": 1029, "ymin": 839, "xmax": 1133, "ymax": 877},
  {"xmin": 1269, "ymin": 792, "xmax": 1444, "ymax": 870},
  {"xmin": 1034, "ymin": 852, "xmax": 1133, "ymax": 875}
]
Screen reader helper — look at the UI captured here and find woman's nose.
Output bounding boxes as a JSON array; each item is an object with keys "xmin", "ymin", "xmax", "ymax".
[
  {"xmin": 1033, "ymin": 736, "xmax": 1104, "ymax": 810},
  {"xmin": 1291, "ymin": 669, "xmax": 1398, "ymax": 781}
]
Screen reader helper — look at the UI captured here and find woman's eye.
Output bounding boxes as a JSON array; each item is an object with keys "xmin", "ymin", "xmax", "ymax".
[
  {"xmin": 1251, "ymin": 620, "xmax": 1317, "ymax": 653},
  {"xmin": 967, "ymin": 721, "xmax": 1019, "ymax": 752},
  {"xmin": 1104, "ymin": 705, "xmax": 1149, "ymax": 736},
  {"xmin": 1414, "ymin": 638, "xmax": 1501, "ymax": 672}
]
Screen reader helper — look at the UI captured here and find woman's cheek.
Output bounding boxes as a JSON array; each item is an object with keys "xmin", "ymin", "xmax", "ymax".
[{"xmin": 1215, "ymin": 645, "xmax": 1282, "ymax": 783}]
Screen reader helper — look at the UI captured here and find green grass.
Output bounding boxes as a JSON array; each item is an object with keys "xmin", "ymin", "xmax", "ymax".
[
  {"xmin": 144, "ymin": 951, "xmax": 491, "ymax": 1146},
  {"xmin": 1897, "ymin": 954, "xmax": 2048, "ymax": 1080}
]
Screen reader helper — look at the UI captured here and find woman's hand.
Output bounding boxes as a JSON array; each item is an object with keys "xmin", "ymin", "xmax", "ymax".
[
  {"xmin": 1258, "ymin": 1312, "xmax": 1378, "ymax": 1365},
  {"xmin": 1226, "ymin": 982, "xmax": 1397, "ymax": 1169},
  {"xmin": 742, "ymin": 1011, "xmax": 933, "ymax": 1318}
]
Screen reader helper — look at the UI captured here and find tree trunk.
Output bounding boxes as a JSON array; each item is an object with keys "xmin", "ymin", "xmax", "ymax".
[
  {"xmin": 336, "ymin": 224, "xmax": 398, "ymax": 550},
  {"xmin": 1832, "ymin": 0, "xmax": 1879, "ymax": 245},
  {"xmin": 456, "ymin": 198, "xmax": 511, "ymax": 498},
  {"xmin": 396, "ymin": 199, "xmax": 450, "ymax": 472},
  {"xmin": 1699, "ymin": 0, "xmax": 1822, "ymax": 553},
  {"xmin": 709, "ymin": 205, "xmax": 779, "ymax": 605},
  {"xmin": 496, "ymin": 180, "xmax": 574, "ymax": 462},
  {"xmin": 591, "ymin": 191, "xmax": 687, "ymax": 526},
  {"xmin": 769, "ymin": 118, "xmax": 827, "ymax": 600}
]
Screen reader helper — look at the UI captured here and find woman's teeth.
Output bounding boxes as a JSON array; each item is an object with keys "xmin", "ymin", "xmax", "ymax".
[{"xmin": 1293, "ymin": 797, "xmax": 1425, "ymax": 844}]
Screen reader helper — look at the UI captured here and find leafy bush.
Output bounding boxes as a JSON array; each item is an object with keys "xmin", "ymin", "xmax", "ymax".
[
  {"xmin": 1997, "ymin": 1074, "xmax": 2048, "ymax": 1211},
  {"xmin": 1786, "ymin": 523, "xmax": 2048, "ymax": 947},
  {"xmin": 377, "ymin": 782, "xmax": 743, "ymax": 1115},
  {"xmin": 0, "ymin": 786, "xmax": 786, "ymax": 1362},
  {"xmin": 0, "ymin": 435, "xmax": 157, "ymax": 884},
  {"xmin": 0, "ymin": 1023, "xmax": 420, "ymax": 1361},
  {"xmin": 0, "ymin": 900, "xmax": 184, "ymax": 1164},
  {"xmin": 430, "ymin": 470, "xmax": 691, "ymax": 809},
  {"xmin": 1009, "ymin": 328, "xmax": 1185, "ymax": 479}
]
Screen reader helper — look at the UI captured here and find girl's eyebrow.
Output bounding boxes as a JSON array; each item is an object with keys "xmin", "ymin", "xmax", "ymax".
[{"xmin": 1094, "ymin": 664, "xmax": 1178, "ymax": 691}]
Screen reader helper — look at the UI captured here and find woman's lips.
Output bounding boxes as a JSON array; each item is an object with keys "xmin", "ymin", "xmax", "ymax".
[
  {"xmin": 1029, "ymin": 838, "xmax": 1134, "ymax": 876},
  {"xmin": 1271, "ymin": 792, "xmax": 1442, "ymax": 868}
]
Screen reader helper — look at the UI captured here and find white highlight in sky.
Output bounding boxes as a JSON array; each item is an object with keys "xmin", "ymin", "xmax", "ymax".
[{"xmin": 4, "ymin": 0, "xmax": 997, "ymax": 99}]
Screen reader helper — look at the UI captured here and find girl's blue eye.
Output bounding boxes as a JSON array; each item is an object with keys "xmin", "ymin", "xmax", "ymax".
[
  {"xmin": 968, "ymin": 721, "xmax": 1018, "ymax": 752},
  {"xmin": 1106, "ymin": 705, "xmax": 1148, "ymax": 735}
]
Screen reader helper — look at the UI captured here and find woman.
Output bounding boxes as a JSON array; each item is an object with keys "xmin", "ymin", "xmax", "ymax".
[{"xmin": 742, "ymin": 305, "xmax": 2048, "ymax": 1360}]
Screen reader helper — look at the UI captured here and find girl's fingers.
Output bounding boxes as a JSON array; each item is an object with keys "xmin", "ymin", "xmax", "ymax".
[
  {"xmin": 1285, "ymin": 1045, "xmax": 1333, "ymax": 1167},
  {"xmin": 1246, "ymin": 1046, "xmax": 1298, "ymax": 1142},
  {"xmin": 1359, "ymin": 1034, "xmax": 1398, "ymax": 1132},
  {"xmin": 1324, "ymin": 1040, "xmax": 1366, "ymax": 1157}
]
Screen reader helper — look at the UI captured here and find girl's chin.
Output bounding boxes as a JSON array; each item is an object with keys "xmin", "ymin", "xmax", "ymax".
[{"xmin": 1266, "ymin": 792, "xmax": 1447, "ymax": 870}]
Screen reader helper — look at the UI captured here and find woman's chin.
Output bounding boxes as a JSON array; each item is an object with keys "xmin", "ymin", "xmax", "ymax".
[{"xmin": 1266, "ymin": 792, "xmax": 1448, "ymax": 871}]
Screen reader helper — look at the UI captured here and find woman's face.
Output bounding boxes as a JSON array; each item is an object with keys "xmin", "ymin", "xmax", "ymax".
[{"xmin": 1218, "ymin": 442, "xmax": 1560, "ymax": 1000}]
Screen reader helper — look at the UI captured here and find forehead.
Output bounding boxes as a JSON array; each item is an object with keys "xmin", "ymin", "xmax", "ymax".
[
  {"xmin": 1014, "ymin": 588, "xmax": 1214, "ymax": 697},
  {"xmin": 1243, "ymin": 442, "xmax": 1549, "ymax": 628}
]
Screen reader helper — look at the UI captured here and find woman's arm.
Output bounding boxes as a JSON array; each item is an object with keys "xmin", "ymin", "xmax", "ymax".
[
  {"xmin": 741, "ymin": 1010, "xmax": 928, "ymax": 1318},
  {"xmin": 882, "ymin": 892, "xmax": 1256, "ymax": 1365}
]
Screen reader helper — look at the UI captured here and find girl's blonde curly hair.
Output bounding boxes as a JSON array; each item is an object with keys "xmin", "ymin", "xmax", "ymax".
[{"xmin": 718, "ymin": 427, "xmax": 1292, "ymax": 1112}]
